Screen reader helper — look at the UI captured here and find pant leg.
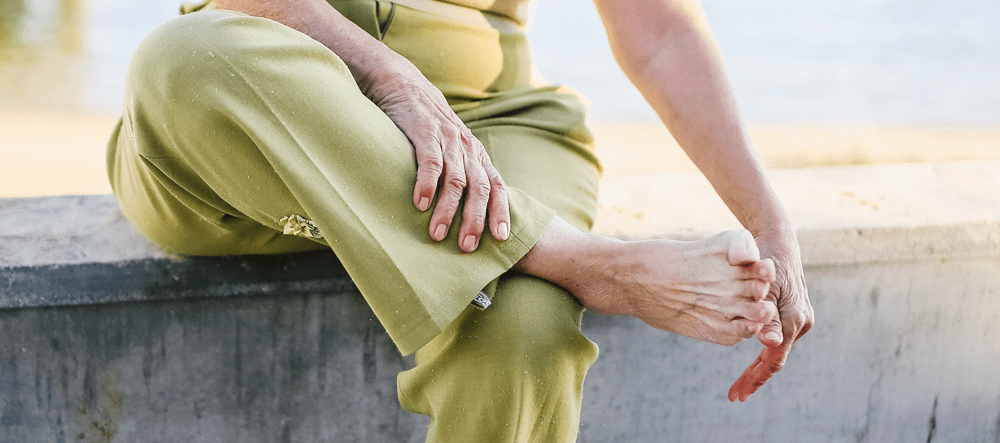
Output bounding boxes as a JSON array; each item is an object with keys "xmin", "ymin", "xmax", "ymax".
[
  {"xmin": 107, "ymin": 9, "xmax": 555, "ymax": 356},
  {"xmin": 111, "ymin": 7, "xmax": 603, "ymax": 442},
  {"xmin": 398, "ymin": 275, "xmax": 599, "ymax": 443},
  {"xmin": 397, "ymin": 98, "xmax": 603, "ymax": 443}
]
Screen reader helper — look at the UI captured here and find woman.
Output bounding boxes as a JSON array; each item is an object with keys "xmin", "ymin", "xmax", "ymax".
[{"xmin": 107, "ymin": 0, "xmax": 813, "ymax": 440}]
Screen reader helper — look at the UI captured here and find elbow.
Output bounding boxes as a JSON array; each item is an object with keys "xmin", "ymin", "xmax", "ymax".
[{"xmin": 607, "ymin": 6, "xmax": 704, "ymax": 82}]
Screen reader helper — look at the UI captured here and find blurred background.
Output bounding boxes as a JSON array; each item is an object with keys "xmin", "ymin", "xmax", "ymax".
[{"xmin": 1, "ymin": 0, "xmax": 998, "ymax": 196}]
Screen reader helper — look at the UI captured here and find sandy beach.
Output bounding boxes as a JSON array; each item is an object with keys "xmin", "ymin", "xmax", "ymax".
[{"xmin": 2, "ymin": 110, "xmax": 998, "ymax": 198}]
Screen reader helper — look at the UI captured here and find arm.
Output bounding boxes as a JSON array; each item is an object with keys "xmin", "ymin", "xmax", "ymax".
[
  {"xmin": 592, "ymin": 0, "xmax": 814, "ymax": 401},
  {"xmin": 214, "ymin": 0, "xmax": 510, "ymax": 251}
]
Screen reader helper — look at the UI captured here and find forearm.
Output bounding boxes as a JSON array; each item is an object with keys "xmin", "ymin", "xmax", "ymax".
[
  {"xmin": 214, "ymin": 0, "xmax": 416, "ymax": 103},
  {"xmin": 595, "ymin": 0, "xmax": 793, "ymax": 238}
]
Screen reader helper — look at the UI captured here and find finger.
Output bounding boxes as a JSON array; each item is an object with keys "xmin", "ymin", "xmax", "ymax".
[
  {"xmin": 412, "ymin": 140, "xmax": 443, "ymax": 212},
  {"xmin": 726, "ymin": 230, "xmax": 761, "ymax": 266},
  {"xmin": 728, "ymin": 344, "xmax": 790, "ymax": 402},
  {"xmin": 428, "ymin": 150, "xmax": 467, "ymax": 242},
  {"xmin": 457, "ymin": 154, "xmax": 490, "ymax": 252},
  {"xmin": 738, "ymin": 258, "xmax": 776, "ymax": 284},
  {"xmin": 728, "ymin": 353, "xmax": 766, "ymax": 402},
  {"xmin": 756, "ymin": 311, "xmax": 784, "ymax": 348},
  {"xmin": 483, "ymin": 160, "xmax": 510, "ymax": 241}
]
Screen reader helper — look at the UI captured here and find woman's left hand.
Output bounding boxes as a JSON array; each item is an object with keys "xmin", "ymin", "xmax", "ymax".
[{"xmin": 728, "ymin": 231, "xmax": 814, "ymax": 401}]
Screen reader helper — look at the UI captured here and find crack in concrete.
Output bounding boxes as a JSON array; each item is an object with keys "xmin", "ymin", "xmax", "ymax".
[{"xmin": 926, "ymin": 395, "xmax": 938, "ymax": 443}]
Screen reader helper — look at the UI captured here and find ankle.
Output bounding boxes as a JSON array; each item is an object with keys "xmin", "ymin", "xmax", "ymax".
[
  {"xmin": 568, "ymin": 235, "xmax": 635, "ymax": 316},
  {"xmin": 513, "ymin": 218, "xmax": 623, "ymax": 310}
]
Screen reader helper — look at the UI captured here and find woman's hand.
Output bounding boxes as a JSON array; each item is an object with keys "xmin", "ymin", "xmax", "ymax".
[
  {"xmin": 213, "ymin": 0, "xmax": 510, "ymax": 253},
  {"xmin": 728, "ymin": 231, "xmax": 814, "ymax": 401},
  {"xmin": 367, "ymin": 66, "xmax": 510, "ymax": 253}
]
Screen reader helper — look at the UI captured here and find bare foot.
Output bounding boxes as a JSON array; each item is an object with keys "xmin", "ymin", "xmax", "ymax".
[{"xmin": 515, "ymin": 217, "xmax": 777, "ymax": 346}]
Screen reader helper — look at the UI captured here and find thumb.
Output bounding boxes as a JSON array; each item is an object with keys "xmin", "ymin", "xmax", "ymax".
[{"xmin": 757, "ymin": 312, "xmax": 783, "ymax": 348}]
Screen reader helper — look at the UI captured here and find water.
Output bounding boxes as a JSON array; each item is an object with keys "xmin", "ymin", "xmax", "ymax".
[
  {"xmin": 0, "ymin": 0, "xmax": 997, "ymax": 125},
  {"xmin": 530, "ymin": 0, "xmax": 1000, "ymax": 124}
]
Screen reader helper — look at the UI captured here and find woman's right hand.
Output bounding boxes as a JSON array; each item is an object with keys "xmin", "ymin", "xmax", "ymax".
[
  {"xmin": 365, "ymin": 64, "xmax": 511, "ymax": 253},
  {"xmin": 214, "ymin": 0, "xmax": 510, "ymax": 253}
]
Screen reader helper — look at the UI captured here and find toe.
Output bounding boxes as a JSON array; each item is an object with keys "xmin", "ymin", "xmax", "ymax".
[{"xmin": 724, "ymin": 230, "xmax": 761, "ymax": 266}]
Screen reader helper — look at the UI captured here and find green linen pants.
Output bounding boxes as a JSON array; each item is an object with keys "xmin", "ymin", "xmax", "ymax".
[{"xmin": 108, "ymin": 3, "xmax": 601, "ymax": 441}]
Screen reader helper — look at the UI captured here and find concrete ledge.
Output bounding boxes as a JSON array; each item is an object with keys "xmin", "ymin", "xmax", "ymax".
[
  {"xmin": 1, "ymin": 196, "xmax": 356, "ymax": 311},
  {"xmin": 2, "ymin": 160, "xmax": 999, "ymax": 442},
  {"xmin": 594, "ymin": 160, "xmax": 1000, "ymax": 263}
]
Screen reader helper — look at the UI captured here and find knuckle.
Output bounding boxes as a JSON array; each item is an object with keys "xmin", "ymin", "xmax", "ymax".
[
  {"xmin": 489, "ymin": 173, "xmax": 506, "ymax": 189},
  {"xmin": 420, "ymin": 157, "xmax": 444, "ymax": 174},
  {"xmin": 438, "ymin": 123, "xmax": 459, "ymax": 139},
  {"xmin": 459, "ymin": 129, "xmax": 474, "ymax": 143},
  {"xmin": 464, "ymin": 211, "xmax": 486, "ymax": 227},
  {"xmin": 433, "ymin": 196, "xmax": 458, "ymax": 213},
  {"xmin": 788, "ymin": 310, "xmax": 812, "ymax": 326},
  {"xmin": 766, "ymin": 359, "xmax": 785, "ymax": 373},
  {"xmin": 443, "ymin": 172, "xmax": 467, "ymax": 190},
  {"xmin": 469, "ymin": 180, "xmax": 492, "ymax": 199}
]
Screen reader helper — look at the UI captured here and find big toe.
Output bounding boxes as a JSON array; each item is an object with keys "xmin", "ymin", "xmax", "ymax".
[{"xmin": 720, "ymin": 230, "xmax": 760, "ymax": 265}]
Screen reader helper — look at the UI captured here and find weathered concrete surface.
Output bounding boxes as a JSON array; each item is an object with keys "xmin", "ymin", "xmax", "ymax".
[
  {"xmin": 0, "ymin": 195, "xmax": 165, "ymax": 268},
  {"xmin": 2, "ymin": 160, "xmax": 999, "ymax": 442},
  {"xmin": 579, "ymin": 257, "xmax": 1000, "ymax": 442},
  {"xmin": 2, "ymin": 197, "xmax": 429, "ymax": 441},
  {"xmin": 0, "ymin": 293, "xmax": 424, "ymax": 443}
]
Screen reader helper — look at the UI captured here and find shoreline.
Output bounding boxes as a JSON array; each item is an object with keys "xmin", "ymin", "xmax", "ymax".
[
  {"xmin": 2, "ymin": 110, "xmax": 998, "ymax": 198},
  {"xmin": 592, "ymin": 120, "xmax": 1000, "ymax": 178}
]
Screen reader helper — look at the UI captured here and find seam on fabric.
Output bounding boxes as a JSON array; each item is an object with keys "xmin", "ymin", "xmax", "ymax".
[
  {"xmin": 377, "ymin": 2, "xmax": 396, "ymax": 39},
  {"xmin": 396, "ymin": 376, "xmax": 418, "ymax": 412}
]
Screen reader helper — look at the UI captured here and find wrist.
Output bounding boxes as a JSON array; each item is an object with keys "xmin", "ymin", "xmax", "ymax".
[
  {"xmin": 742, "ymin": 204, "xmax": 796, "ymax": 243},
  {"xmin": 350, "ymin": 52, "xmax": 416, "ymax": 103}
]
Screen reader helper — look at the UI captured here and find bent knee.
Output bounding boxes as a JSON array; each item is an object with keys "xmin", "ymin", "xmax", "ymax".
[
  {"xmin": 128, "ymin": 10, "xmax": 343, "ymax": 102},
  {"xmin": 129, "ymin": 11, "xmax": 238, "ymax": 81}
]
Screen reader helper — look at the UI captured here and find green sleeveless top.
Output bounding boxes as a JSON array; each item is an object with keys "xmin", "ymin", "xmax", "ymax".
[{"xmin": 389, "ymin": 0, "xmax": 533, "ymax": 27}]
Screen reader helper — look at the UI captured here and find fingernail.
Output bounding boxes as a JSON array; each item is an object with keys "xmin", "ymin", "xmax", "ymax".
[
  {"xmin": 463, "ymin": 234, "xmax": 477, "ymax": 251},
  {"xmin": 433, "ymin": 224, "xmax": 447, "ymax": 241},
  {"xmin": 759, "ymin": 267, "xmax": 768, "ymax": 277},
  {"xmin": 765, "ymin": 331, "xmax": 781, "ymax": 343},
  {"xmin": 418, "ymin": 197, "xmax": 430, "ymax": 211},
  {"xmin": 498, "ymin": 222, "xmax": 509, "ymax": 240}
]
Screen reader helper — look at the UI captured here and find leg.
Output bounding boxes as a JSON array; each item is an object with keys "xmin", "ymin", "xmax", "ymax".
[
  {"xmin": 397, "ymin": 115, "xmax": 601, "ymax": 443},
  {"xmin": 398, "ymin": 275, "xmax": 597, "ymax": 442},
  {"xmin": 396, "ymin": 86, "xmax": 779, "ymax": 442},
  {"xmin": 108, "ymin": 10, "xmax": 555, "ymax": 355}
]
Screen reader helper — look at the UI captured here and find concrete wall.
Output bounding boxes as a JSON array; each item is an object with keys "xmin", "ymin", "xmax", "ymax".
[
  {"xmin": 580, "ymin": 257, "xmax": 1000, "ymax": 442},
  {"xmin": 2, "ymin": 161, "xmax": 999, "ymax": 442}
]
